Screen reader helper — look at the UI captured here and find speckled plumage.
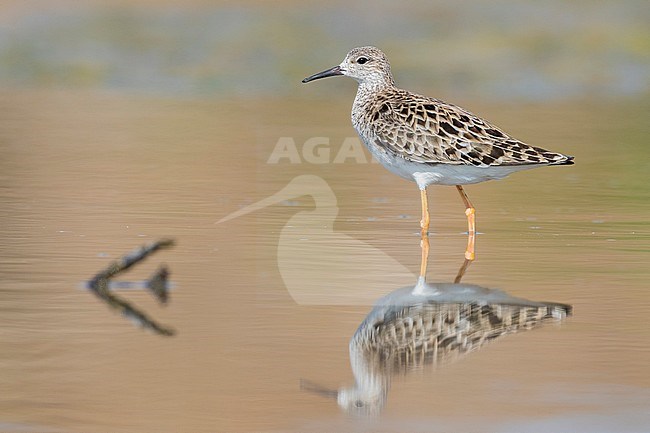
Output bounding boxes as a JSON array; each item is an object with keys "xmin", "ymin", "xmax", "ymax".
[
  {"xmin": 303, "ymin": 46, "xmax": 574, "ymax": 238},
  {"xmin": 336, "ymin": 282, "xmax": 572, "ymax": 415},
  {"xmin": 354, "ymin": 86, "xmax": 572, "ymax": 169},
  {"xmin": 357, "ymin": 298, "xmax": 570, "ymax": 372},
  {"xmin": 313, "ymin": 46, "xmax": 574, "ymax": 173}
]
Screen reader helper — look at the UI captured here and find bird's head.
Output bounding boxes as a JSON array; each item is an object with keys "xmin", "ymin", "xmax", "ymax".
[
  {"xmin": 302, "ymin": 46, "xmax": 395, "ymax": 88},
  {"xmin": 336, "ymin": 386, "xmax": 385, "ymax": 416},
  {"xmin": 301, "ymin": 379, "xmax": 385, "ymax": 416}
]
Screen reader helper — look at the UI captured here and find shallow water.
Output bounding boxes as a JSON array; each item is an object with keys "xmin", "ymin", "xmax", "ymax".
[{"xmin": 0, "ymin": 91, "xmax": 649, "ymax": 432}]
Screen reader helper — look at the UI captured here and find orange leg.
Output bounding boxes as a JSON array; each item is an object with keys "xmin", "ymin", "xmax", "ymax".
[
  {"xmin": 419, "ymin": 232, "xmax": 430, "ymax": 278},
  {"xmin": 455, "ymin": 185, "xmax": 476, "ymax": 260},
  {"xmin": 420, "ymin": 188, "xmax": 430, "ymax": 236}
]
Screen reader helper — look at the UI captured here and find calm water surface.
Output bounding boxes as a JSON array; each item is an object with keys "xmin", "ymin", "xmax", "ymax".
[{"xmin": 0, "ymin": 91, "xmax": 648, "ymax": 432}]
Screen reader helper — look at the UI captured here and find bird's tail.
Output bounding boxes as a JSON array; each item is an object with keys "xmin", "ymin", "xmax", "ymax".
[{"xmin": 551, "ymin": 154, "xmax": 575, "ymax": 165}]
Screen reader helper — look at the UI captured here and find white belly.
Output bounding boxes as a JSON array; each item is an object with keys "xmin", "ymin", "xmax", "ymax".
[
  {"xmin": 411, "ymin": 164, "xmax": 535, "ymax": 188},
  {"xmin": 363, "ymin": 137, "xmax": 537, "ymax": 189}
]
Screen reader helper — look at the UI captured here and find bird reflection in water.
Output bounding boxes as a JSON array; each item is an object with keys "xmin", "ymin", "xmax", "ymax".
[{"xmin": 303, "ymin": 235, "xmax": 571, "ymax": 415}]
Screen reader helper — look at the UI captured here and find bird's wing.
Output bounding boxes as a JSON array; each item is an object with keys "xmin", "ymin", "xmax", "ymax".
[
  {"xmin": 369, "ymin": 93, "xmax": 572, "ymax": 167},
  {"xmin": 361, "ymin": 301, "xmax": 571, "ymax": 372}
]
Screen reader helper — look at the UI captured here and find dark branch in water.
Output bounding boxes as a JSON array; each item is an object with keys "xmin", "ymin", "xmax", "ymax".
[
  {"xmin": 147, "ymin": 264, "xmax": 171, "ymax": 304},
  {"xmin": 88, "ymin": 239, "xmax": 176, "ymax": 337}
]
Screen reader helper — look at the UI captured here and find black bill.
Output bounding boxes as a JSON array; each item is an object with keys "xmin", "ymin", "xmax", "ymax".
[{"xmin": 302, "ymin": 65, "xmax": 344, "ymax": 83}]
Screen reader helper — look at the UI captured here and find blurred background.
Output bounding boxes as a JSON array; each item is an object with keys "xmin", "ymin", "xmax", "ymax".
[
  {"xmin": 0, "ymin": 1, "xmax": 649, "ymax": 433},
  {"xmin": 1, "ymin": 0, "xmax": 648, "ymax": 100}
]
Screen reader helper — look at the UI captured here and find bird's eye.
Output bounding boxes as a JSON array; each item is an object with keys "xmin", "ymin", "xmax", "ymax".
[
  {"xmin": 356, "ymin": 57, "xmax": 369, "ymax": 65},
  {"xmin": 354, "ymin": 400, "xmax": 364, "ymax": 408}
]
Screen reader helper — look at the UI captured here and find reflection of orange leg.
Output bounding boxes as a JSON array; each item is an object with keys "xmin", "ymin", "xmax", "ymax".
[
  {"xmin": 464, "ymin": 232, "xmax": 476, "ymax": 261},
  {"xmin": 419, "ymin": 232, "xmax": 430, "ymax": 278},
  {"xmin": 454, "ymin": 257, "xmax": 472, "ymax": 283},
  {"xmin": 455, "ymin": 185, "xmax": 476, "ymax": 260},
  {"xmin": 420, "ymin": 188, "xmax": 430, "ymax": 236}
]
